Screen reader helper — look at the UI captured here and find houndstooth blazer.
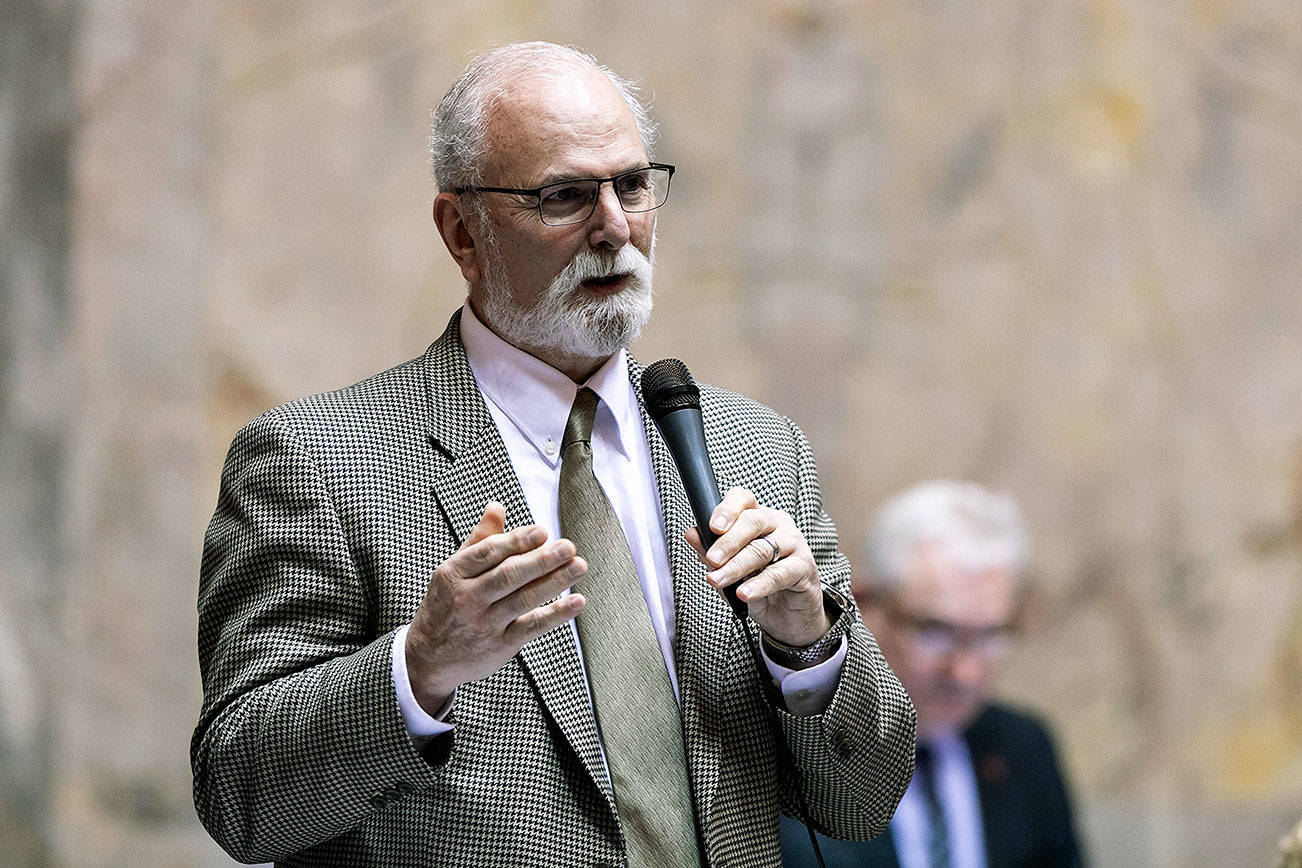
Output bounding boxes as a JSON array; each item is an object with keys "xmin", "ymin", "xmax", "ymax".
[{"xmin": 192, "ymin": 310, "xmax": 915, "ymax": 867}]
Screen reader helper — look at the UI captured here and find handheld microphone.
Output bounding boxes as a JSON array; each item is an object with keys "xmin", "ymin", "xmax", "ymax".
[
  {"xmin": 643, "ymin": 359, "xmax": 828, "ymax": 867},
  {"xmin": 641, "ymin": 359, "xmax": 747, "ymax": 617}
]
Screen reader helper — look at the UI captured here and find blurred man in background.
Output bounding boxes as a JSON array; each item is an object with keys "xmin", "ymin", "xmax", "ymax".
[{"xmin": 782, "ymin": 480, "xmax": 1084, "ymax": 867}]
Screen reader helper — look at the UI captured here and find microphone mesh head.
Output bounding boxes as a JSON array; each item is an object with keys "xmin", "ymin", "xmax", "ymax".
[{"xmin": 641, "ymin": 358, "xmax": 701, "ymax": 420}]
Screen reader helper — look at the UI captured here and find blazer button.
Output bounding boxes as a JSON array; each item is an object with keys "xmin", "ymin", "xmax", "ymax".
[
  {"xmin": 368, "ymin": 793, "xmax": 388, "ymax": 810},
  {"xmin": 835, "ymin": 731, "xmax": 855, "ymax": 758}
]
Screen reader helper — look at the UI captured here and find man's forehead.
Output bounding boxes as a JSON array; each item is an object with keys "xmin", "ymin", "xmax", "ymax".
[
  {"xmin": 481, "ymin": 65, "xmax": 643, "ymax": 182},
  {"xmin": 499, "ymin": 62, "xmax": 609, "ymax": 108},
  {"xmin": 898, "ymin": 552, "xmax": 1018, "ymax": 623}
]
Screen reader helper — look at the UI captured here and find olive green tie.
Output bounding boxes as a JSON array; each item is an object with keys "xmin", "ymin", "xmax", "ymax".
[{"xmin": 559, "ymin": 387, "xmax": 702, "ymax": 867}]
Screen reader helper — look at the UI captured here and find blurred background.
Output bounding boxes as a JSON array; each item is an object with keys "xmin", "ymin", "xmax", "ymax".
[{"xmin": 2, "ymin": 1, "xmax": 1300, "ymax": 865}]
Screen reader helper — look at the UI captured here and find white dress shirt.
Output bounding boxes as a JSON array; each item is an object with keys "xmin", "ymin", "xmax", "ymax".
[
  {"xmin": 891, "ymin": 733, "xmax": 988, "ymax": 868},
  {"xmin": 390, "ymin": 303, "xmax": 844, "ymax": 741}
]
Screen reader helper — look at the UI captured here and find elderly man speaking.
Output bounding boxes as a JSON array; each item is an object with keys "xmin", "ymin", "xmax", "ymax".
[{"xmin": 192, "ymin": 42, "xmax": 914, "ymax": 867}]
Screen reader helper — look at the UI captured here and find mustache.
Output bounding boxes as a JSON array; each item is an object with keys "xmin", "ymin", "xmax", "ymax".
[{"xmin": 562, "ymin": 245, "xmax": 652, "ymax": 284}]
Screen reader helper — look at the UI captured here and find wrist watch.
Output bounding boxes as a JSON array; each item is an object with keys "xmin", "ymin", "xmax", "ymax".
[{"xmin": 761, "ymin": 585, "xmax": 850, "ymax": 668}]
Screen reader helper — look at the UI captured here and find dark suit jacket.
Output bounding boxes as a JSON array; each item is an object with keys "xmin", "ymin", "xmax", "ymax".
[
  {"xmin": 780, "ymin": 703, "xmax": 1083, "ymax": 868},
  {"xmin": 192, "ymin": 311, "xmax": 916, "ymax": 867}
]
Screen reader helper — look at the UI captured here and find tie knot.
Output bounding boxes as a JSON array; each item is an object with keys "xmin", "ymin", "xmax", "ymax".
[{"xmin": 563, "ymin": 387, "xmax": 599, "ymax": 449}]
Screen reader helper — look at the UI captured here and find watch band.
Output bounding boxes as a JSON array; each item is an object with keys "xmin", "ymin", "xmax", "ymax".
[
  {"xmin": 762, "ymin": 630, "xmax": 842, "ymax": 668},
  {"xmin": 760, "ymin": 585, "xmax": 849, "ymax": 668}
]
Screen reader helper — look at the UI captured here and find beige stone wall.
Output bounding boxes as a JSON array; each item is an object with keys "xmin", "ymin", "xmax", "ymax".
[{"xmin": 2, "ymin": 1, "xmax": 1299, "ymax": 864}]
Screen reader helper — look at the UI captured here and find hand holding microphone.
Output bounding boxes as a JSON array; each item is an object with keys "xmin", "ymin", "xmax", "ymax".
[{"xmin": 642, "ymin": 360, "xmax": 830, "ymax": 648}]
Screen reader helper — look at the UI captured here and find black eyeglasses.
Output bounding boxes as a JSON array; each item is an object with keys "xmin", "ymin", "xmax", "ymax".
[
  {"xmin": 454, "ymin": 163, "xmax": 675, "ymax": 226},
  {"xmin": 890, "ymin": 609, "xmax": 1016, "ymax": 660}
]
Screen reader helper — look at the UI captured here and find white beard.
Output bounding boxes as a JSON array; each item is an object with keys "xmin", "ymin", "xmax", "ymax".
[{"xmin": 477, "ymin": 238, "xmax": 656, "ymax": 362}]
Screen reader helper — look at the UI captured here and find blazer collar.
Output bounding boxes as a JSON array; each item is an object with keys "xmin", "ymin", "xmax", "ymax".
[
  {"xmin": 459, "ymin": 303, "xmax": 638, "ymax": 467},
  {"xmin": 422, "ymin": 308, "xmax": 494, "ymax": 461}
]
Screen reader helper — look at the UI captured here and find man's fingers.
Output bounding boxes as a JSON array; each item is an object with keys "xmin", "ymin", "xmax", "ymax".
[
  {"xmin": 707, "ymin": 486, "xmax": 760, "ymax": 537},
  {"xmin": 735, "ymin": 554, "xmax": 800, "ymax": 602},
  {"xmin": 490, "ymin": 556, "xmax": 587, "ymax": 623},
  {"xmin": 479, "ymin": 538, "xmax": 578, "ymax": 602},
  {"xmin": 448, "ymin": 523, "xmax": 549, "ymax": 580},
  {"xmin": 504, "ymin": 594, "xmax": 585, "ymax": 647},
  {"xmin": 708, "ymin": 533, "xmax": 782, "ymax": 589},
  {"xmin": 704, "ymin": 506, "xmax": 775, "ymax": 570},
  {"xmin": 463, "ymin": 501, "xmax": 508, "ymax": 548}
]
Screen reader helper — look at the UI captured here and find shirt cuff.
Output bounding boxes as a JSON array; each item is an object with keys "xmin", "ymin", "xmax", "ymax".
[
  {"xmin": 391, "ymin": 624, "xmax": 455, "ymax": 743},
  {"xmin": 761, "ymin": 634, "xmax": 847, "ymax": 716}
]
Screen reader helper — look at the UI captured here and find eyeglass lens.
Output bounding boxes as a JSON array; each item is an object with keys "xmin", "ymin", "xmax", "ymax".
[
  {"xmin": 538, "ymin": 167, "xmax": 671, "ymax": 225},
  {"xmin": 910, "ymin": 622, "xmax": 1012, "ymax": 659}
]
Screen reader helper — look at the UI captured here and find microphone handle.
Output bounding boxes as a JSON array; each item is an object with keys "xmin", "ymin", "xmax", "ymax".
[{"xmin": 654, "ymin": 409, "xmax": 747, "ymax": 617}]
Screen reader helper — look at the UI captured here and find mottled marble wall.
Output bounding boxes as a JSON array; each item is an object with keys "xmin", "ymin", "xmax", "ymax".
[{"xmin": 1, "ymin": 0, "xmax": 1298, "ymax": 865}]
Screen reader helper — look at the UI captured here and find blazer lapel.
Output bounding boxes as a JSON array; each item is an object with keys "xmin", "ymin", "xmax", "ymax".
[
  {"xmin": 963, "ymin": 708, "xmax": 1011, "ymax": 867},
  {"xmin": 629, "ymin": 359, "xmax": 736, "ymax": 849},
  {"xmin": 424, "ymin": 312, "xmax": 615, "ymax": 807},
  {"xmin": 876, "ymin": 828, "xmax": 903, "ymax": 868}
]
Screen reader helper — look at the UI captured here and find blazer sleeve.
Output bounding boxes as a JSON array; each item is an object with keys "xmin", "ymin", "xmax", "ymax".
[
  {"xmin": 771, "ymin": 419, "xmax": 916, "ymax": 840},
  {"xmin": 191, "ymin": 412, "xmax": 439, "ymax": 863}
]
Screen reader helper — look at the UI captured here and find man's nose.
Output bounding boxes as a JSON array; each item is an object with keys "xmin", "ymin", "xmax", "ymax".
[
  {"xmin": 946, "ymin": 647, "xmax": 990, "ymax": 685},
  {"xmin": 586, "ymin": 182, "xmax": 631, "ymax": 249}
]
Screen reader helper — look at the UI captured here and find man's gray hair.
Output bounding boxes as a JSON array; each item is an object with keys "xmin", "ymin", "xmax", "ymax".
[
  {"xmin": 862, "ymin": 480, "xmax": 1029, "ymax": 595},
  {"xmin": 430, "ymin": 41, "xmax": 658, "ymax": 193}
]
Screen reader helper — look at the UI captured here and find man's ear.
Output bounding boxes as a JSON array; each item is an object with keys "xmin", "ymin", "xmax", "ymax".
[{"xmin": 433, "ymin": 192, "xmax": 484, "ymax": 285}]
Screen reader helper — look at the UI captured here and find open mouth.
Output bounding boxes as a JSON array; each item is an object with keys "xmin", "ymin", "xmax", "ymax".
[{"xmin": 580, "ymin": 272, "xmax": 628, "ymax": 293}]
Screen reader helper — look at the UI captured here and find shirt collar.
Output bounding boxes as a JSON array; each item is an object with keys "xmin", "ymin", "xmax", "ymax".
[{"xmin": 460, "ymin": 302, "xmax": 639, "ymax": 466}]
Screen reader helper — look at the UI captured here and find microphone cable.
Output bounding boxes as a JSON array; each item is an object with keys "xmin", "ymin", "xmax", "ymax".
[{"xmin": 732, "ymin": 604, "xmax": 828, "ymax": 868}]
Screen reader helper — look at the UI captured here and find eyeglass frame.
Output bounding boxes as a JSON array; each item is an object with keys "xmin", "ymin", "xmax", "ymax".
[
  {"xmin": 452, "ymin": 162, "xmax": 676, "ymax": 226},
  {"xmin": 886, "ymin": 606, "xmax": 1018, "ymax": 660}
]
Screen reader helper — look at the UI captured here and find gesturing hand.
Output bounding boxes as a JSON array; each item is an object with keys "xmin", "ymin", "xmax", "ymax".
[
  {"xmin": 405, "ymin": 502, "xmax": 587, "ymax": 715},
  {"xmin": 685, "ymin": 486, "xmax": 829, "ymax": 648}
]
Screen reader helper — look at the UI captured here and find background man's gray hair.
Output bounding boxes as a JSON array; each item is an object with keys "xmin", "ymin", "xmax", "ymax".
[
  {"xmin": 430, "ymin": 41, "xmax": 659, "ymax": 193},
  {"xmin": 862, "ymin": 480, "xmax": 1029, "ymax": 595}
]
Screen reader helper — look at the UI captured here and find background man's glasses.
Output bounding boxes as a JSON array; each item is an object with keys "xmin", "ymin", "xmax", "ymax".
[
  {"xmin": 891, "ymin": 610, "xmax": 1016, "ymax": 660},
  {"xmin": 455, "ymin": 163, "xmax": 675, "ymax": 226}
]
